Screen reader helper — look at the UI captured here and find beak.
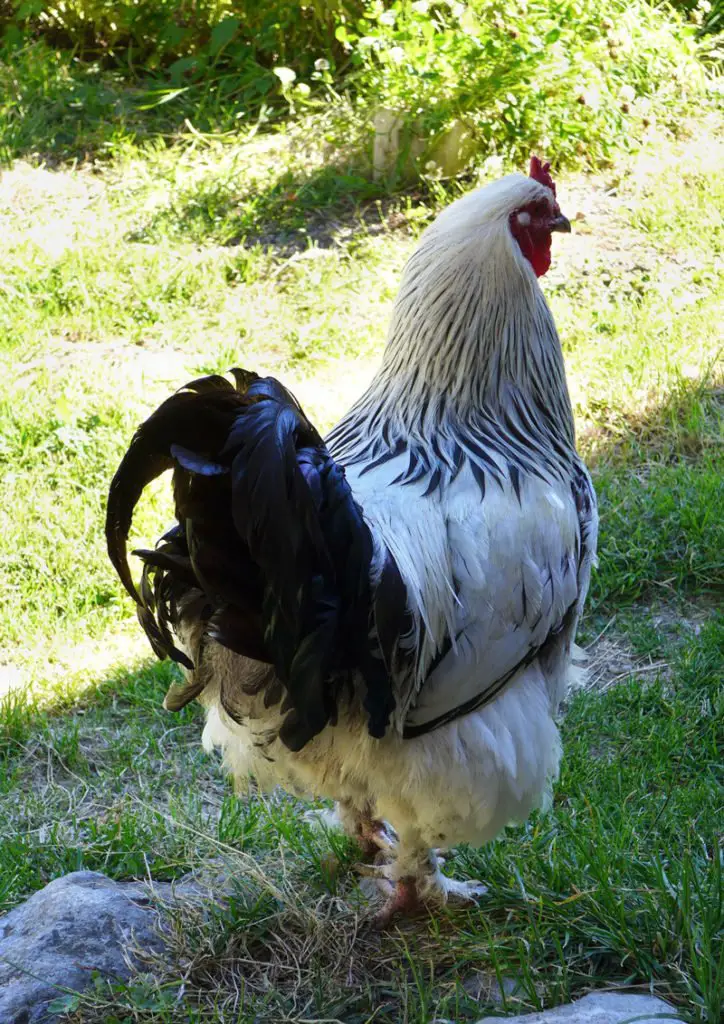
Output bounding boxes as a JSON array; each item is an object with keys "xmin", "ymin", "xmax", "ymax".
[{"xmin": 550, "ymin": 213, "xmax": 571, "ymax": 233}]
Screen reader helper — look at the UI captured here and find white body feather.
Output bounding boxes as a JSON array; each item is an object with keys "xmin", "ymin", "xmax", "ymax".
[
  {"xmin": 201, "ymin": 647, "xmax": 575, "ymax": 861},
  {"xmin": 201, "ymin": 451, "xmax": 593, "ymax": 861}
]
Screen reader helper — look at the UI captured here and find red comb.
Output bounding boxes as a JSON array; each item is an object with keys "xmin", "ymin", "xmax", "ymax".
[{"xmin": 529, "ymin": 156, "xmax": 556, "ymax": 196}]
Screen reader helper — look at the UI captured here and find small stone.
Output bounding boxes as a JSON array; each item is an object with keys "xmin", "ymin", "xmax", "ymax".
[
  {"xmin": 474, "ymin": 991, "xmax": 684, "ymax": 1024},
  {"xmin": 0, "ymin": 871, "xmax": 185, "ymax": 1023}
]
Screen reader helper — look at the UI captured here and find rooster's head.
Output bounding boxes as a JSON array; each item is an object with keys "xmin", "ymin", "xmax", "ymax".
[
  {"xmin": 508, "ymin": 156, "xmax": 571, "ymax": 278},
  {"xmin": 328, "ymin": 156, "xmax": 577, "ymax": 470},
  {"xmin": 419, "ymin": 153, "xmax": 571, "ymax": 282}
]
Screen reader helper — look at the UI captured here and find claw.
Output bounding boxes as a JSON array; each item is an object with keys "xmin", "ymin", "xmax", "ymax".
[
  {"xmin": 371, "ymin": 876, "xmax": 421, "ymax": 929},
  {"xmin": 438, "ymin": 876, "xmax": 488, "ymax": 905},
  {"xmin": 357, "ymin": 819, "xmax": 397, "ymax": 859}
]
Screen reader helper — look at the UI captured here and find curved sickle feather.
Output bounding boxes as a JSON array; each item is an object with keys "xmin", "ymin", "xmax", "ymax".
[
  {"xmin": 106, "ymin": 447, "xmax": 174, "ymax": 606},
  {"xmin": 105, "ymin": 377, "xmax": 244, "ymax": 606}
]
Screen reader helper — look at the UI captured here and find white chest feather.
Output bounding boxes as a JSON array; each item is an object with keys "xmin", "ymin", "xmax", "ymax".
[{"xmin": 344, "ymin": 454, "xmax": 583, "ymax": 729}]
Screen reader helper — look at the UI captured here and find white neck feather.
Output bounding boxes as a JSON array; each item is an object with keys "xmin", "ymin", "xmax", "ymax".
[{"xmin": 328, "ymin": 174, "xmax": 575, "ymax": 480}]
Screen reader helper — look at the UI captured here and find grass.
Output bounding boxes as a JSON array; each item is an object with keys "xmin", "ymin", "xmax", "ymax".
[
  {"xmin": 0, "ymin": 0, "xmax": 711, "ymax": 174},
  {"xmin": 0, "ymin": 60, "xmax": 721, "ymax": 1024}
]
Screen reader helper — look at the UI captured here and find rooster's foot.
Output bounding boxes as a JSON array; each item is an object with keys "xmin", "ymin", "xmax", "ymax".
[
  {"xmin": 426, "ymin": 874, "xmax": 488, "ymax": 905},
  {"xmin": 358, "ymin": 857, "xmax": 487, "ymax": 926},
  {"xmin": 356, "ymin": 819, "xmax": 397, "ymax": 859},
  {"xmin": 371, "ymin": 876, "xmax": 421, "ymax": 929}
]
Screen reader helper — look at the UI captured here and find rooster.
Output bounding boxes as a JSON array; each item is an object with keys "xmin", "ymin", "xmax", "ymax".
[{"xmin": 106, "ymin": 158, "xmax": 597, "ymax": 925}]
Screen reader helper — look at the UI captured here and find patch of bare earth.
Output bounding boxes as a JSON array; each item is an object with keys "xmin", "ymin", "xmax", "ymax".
[{"xmin": 584, "ymin": 601, "xmax": 715, "ymax": 694}]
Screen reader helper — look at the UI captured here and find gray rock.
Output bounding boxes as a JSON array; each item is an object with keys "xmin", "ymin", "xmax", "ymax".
[
  {"xmin": 475, "ymin": 991, "xmax": 683, "ymax": 1024},
  {"xmin": 0, "ymin": 870, "xmax": 177, "ymax": 1023}
]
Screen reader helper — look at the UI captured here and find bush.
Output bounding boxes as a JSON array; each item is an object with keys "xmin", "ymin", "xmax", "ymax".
[
  {"xmin": 334, "ymin": 1, "xmax": 707, "ymax": 178},
  {"xmin": 2, "ymin": 2, "xmax": 363, "ymax": 69},
  {"xmin": 0, "ymin": 2, "xmax": 367, "ymax": 130},
  {"xmin": 0, "ymin": 1, "xmax": 712, "ymax": 175}
]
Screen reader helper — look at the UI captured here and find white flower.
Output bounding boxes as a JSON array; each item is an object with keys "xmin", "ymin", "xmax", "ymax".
[
  {"xmin": 481, "ymin": 154, "xmax": 504, "ymax": 177},
  {"xmin": 618, "ymin": 84, "xmax": 635, "ymax": 103},
  {"xmin": 379, "ymin": 10, "xmax": 397, "ymax": 26},
  {"xmin": 273, "ymin": 67, "xmax": 296, "ymax": 87},
  {"xmin": 314, "ymin": 58, "xmax": 330, "ymax": 72},
  {"xmin": 581, "ymin": 87, "xmax": 601, "ymax": 111},
  {"xmin": 387, "ymin": 46, "xmax": 406, "ymax": 64}
]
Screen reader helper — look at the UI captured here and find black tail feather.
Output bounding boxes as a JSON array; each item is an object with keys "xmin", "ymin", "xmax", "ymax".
[{"xmin": 105, "ymin": 368, "xmax": 406, "ymax": 749}]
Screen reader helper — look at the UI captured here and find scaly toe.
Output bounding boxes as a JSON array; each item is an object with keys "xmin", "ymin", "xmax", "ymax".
[{"xmin": 440, "ymin": 876, "xmax": 488, "ymax": 905}]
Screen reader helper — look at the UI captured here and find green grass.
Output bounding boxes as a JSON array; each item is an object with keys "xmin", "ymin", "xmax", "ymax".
[{"xmin": 0, "ymin": 61, "xmax": 721, "ymax": 1024}]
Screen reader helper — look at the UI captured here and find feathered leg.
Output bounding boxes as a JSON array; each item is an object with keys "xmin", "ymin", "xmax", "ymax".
[
  {"xmin": 360, "ymin": 825, "xmax": 487, "ymax": 927},
  {"xmin": 346, "ymin": 802, "xmax": 397, "ymax": 859},
  {"xmin": 304, "ymin": 800, "xmax": 396, "ymax": 859},
  {"xmin": 306, "ymin": 802, "xmax": 484, "ymax": 925}
]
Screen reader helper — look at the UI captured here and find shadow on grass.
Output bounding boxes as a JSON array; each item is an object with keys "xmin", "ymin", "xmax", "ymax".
[
  {"xmin": 583, "ymin": 377, "xmax": 723, "ymax": 612},
  {"xmin": 128, "ymin": 157, "xmax": 438, "ymax": 257},
  {"xmin": 583, "ymin": 375, "xmax": 723, "ymax": 470},
  {"xmin": 0, "ymin": 42, "xmax": 175, "ymax": 165},
  {"xmin": 0, "ymin": 656, "xmax": 197, "ymax": 777},
  {"xmin": 0, "ymin": 40, "xmax": 280, "ymax": 166}
]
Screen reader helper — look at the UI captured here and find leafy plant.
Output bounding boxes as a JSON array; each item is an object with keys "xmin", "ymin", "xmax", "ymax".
[
  {"xmin": 0, "ymin": 1, "xmax": 713, "ymax": 176},
  {"xmin": 332, "ymin": 0, "xmax": 708, "ymax": 179}
]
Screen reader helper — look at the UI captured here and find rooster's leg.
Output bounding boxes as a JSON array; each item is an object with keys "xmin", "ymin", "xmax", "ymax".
[
  {"xmin": 335, "ymin": 799, "xmax": 396, "ymax": 860},
  {"xmin": 304, "ymin": 801, "xmax": 397, "ymax": 860},
  {"xmin": 356, "ymin": 816, "xmax": 397, "ymax": 859},
  {"xmin": 360, "ymin": 836, "xmax": 487, "ymax": 927}
]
